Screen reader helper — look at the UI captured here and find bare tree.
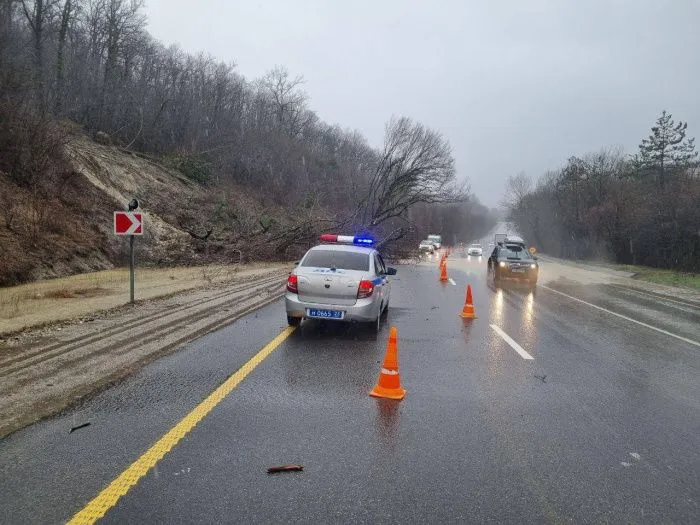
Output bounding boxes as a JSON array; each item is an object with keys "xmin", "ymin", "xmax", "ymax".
[
  {"xmin": 20, "ymin": 0, "xmax": 56, "ymax": 109},
  {"xmin": 98, "ymin": 0, "xmax": 145, "ymax": 130},
  {"xmin": 501, "ymin": 172, "xmax": 532, "ymax": 211},
  {"xmin": 258, "ymin": 65, "xmax": 308, "ymax": 136},
  {"xmin": 356, "ymin": 116, "xmax": 466, "ymax": 230},
  {"xmin": 54, "ymin": 0, "xmax": 77, "ymax": 115}
]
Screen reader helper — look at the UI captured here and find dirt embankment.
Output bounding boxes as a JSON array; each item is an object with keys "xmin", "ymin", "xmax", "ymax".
[
  {"xmin": 0, "ymin": 133, "xmax": 206, "ymax": 285},
  {"xmin": 1, "ymin": 132, "xmax": 312, "ymax": 286},
  {"xmin": 0, "ymin": 262, "xmax": 292, "ymax": 437}
]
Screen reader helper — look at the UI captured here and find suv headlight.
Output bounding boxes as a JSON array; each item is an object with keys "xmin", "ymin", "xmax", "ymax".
[
  {"xmin": 530, "ymin": 263, "xmax": 537, "ymax": 269},
  {"xmin": 499, "ymin": 261, "xmax": 506, "ymax": 268}
]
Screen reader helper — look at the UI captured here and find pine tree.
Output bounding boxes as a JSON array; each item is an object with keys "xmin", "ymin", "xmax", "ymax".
[{"xmin": 635, "ymin": 110, "xmax": 698, "ymax": 189}]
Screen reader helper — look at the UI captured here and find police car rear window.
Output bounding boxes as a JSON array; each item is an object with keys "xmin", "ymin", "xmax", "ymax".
[{"xmin": 301, "ymin": 250, "xmax": 370, "ymax": 271}]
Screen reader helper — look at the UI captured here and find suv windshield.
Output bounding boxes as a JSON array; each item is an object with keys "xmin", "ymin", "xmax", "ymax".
[
  {"xmin": 500, "ymin": 246, "xmax": 533, "ymax": 260},
  {"xmin": 300, "ymin": 250, "xmax": 370, "ymax": 271}
]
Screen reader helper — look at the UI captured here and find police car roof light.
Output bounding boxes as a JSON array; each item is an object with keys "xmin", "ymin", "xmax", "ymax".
[
  {"xmin": 319, "ymin": 233, "xmax": 374, "ymax": 246},
  {"xmin": 354, "ymin": 237, "xmax": 374, "ymax": 246}
]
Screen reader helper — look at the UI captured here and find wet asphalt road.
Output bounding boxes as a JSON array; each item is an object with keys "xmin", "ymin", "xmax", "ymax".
[{"xmin": 1, "ymin": 256, "xmax": 699, "ymax": 524}]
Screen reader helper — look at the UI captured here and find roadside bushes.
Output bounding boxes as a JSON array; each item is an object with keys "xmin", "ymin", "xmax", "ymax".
[
  {"xmin": 167, "ymin": 155, "xmax": 213, "ymax": 186},
  {"xmin": 0, "ymin": 103, "xmax": 117, "ymax": 285},
  {"xmin": 0, "ymin": 102, "xmax": 72, "ymax": 190}
]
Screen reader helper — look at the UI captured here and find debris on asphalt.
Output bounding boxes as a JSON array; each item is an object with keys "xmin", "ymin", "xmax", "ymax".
[
  {"xmin": 267, "ymin": 464, "xmax": 304, "ymax": 474},
  {"xmin": 68, "ymin": 422, "xmax": 91, "ymax": 433},
  {"xmin": 534, "ymin": 374, "xmax": 547, "ymax": 383}
]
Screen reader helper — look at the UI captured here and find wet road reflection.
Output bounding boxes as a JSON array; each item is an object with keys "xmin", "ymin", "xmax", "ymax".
[
  {"xmin": 491, "ymin": 287, "xmax": 504, "ymax": 325},
  {"xmin": 374, "ymin": 398, "xmax": 400, "ymax": 455}
]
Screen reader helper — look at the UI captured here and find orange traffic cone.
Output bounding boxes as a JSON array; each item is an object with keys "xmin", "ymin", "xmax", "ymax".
[
  {"xmin": 370, "ymin": 327, "xmax": 406, "ymax": 400},
  {"xmin": 459, "ymin": 284, "xmax": 477, "ymax": 319},
  {"xmin": 439, "ymin": 259, "xmax": 449, "ymax": 282}
]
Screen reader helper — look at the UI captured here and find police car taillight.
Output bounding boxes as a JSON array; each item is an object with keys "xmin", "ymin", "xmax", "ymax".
[
  {"xmin": 319, "ymin": 233, "xmax": 374, "ymax": 246},
  {"xmin": 357, "ymin": 279, "xmax": 374, "ymax": 298},
  {"xmin": 286, "ymin": 274, "xmax": 298, "ymax": 293}
]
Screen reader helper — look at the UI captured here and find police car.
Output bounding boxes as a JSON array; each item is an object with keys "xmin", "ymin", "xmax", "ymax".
[{"xmin": 285, "ymin": 234, "xmax": 397, "ymax": 332}]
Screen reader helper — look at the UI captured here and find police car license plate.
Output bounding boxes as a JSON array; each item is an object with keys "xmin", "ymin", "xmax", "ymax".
[{"xmin": 307, "ymin": 309, "xmax": 343, "ymax": 319}]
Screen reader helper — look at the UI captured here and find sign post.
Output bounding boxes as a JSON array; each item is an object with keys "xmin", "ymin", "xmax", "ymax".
[
  {"xmin": 114, "ymin": 201, "xmax": 142, "ymax": 304},
  {"xmin": 129, "ymin": 235, "xmax": 135, "ymax": 303}
]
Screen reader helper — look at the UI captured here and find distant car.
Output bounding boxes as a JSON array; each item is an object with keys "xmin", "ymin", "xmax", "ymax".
[
  {"xmin": 467, "ymin": 244, "xmax": 483, "ymax": 256},
  {"xmin": 487, "ymin": 242, "xmax": 538, "ymax": 286},
  {"xmin": 427, "ymin": 234, "xmax": 442, "ymax": 249},
  {"xmin": 419, "ymin": 240, "xmax": 436, "ymax": 254},
  {"xmin": 285, "ymin": 234, "xmax": 397, "ymax": 332}
]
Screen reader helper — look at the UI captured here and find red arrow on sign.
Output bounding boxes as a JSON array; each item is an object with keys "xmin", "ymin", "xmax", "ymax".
[{"xmin": 114, "ymin": 212, "xmax": 143, "ymax": 235}]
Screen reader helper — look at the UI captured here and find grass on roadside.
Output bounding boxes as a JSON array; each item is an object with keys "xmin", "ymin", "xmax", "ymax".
[
  {"xmin": 581, "ymin": 260, "xmax": 700, "ymax": 290},
  {"xmin": 0, "ymin": 262, "xmax": 290, "ymax": 335},
  {"xmin": 616, "ymin": 265, "xmax": 700, "ymax": 290}
]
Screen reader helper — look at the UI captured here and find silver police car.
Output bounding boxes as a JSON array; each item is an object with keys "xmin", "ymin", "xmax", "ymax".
[{"xmin": 285, "ymin": 235, "xmax": 397, "ymax": 332}]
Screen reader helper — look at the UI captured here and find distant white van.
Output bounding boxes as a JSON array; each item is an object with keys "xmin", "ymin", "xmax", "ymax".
[{"xmin": 427, "ymin": 234, "xmax": 442, "ymax": 249}]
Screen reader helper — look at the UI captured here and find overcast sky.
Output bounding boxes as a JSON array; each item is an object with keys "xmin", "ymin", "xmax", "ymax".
[{"xmin": 144, "ymin": 0, "xmax": 700, "ymax": 206}]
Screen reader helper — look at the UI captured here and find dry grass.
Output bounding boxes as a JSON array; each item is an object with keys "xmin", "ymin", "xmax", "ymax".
[{"xmin": 0, "ymin": 262, "xmax": 290, "ymax": 335}]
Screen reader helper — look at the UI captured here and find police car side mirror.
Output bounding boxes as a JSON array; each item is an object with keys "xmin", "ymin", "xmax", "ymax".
[{"xmin": 386, "ymin": 267, "xmax": 397, "ymax": 276}]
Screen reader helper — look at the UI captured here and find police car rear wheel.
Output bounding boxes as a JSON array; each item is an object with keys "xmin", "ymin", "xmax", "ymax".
[
  {"xmin": 368, "ymin": 309, "xmax": 382, "ymax": 333},
  {"xmin": 287, "ymin": 316, "xmax": 301, "ymax": 327}
]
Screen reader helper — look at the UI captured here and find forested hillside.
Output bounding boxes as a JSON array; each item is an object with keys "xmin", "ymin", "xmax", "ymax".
[
  {"xmin": 505, "ymin": 111, "xmax": 699, "ymax": 271},
  {"xmin": 0, "ymin": 0, "xmax": 497, "ymax": 285}
]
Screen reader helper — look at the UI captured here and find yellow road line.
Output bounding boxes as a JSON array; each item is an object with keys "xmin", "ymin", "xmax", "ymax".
[{"xmin": 68, "ymin": 326, "xmax": 296, "ymax": 525}]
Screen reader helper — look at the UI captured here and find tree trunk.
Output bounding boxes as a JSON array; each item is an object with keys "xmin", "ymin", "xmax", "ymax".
[
  {"xmin": 21, "ymin": 0, "xmax": 45, "ymax": 110},
  {"xmin": 54, "ymin": 0, "xmax": 72, "ymax": 115}
]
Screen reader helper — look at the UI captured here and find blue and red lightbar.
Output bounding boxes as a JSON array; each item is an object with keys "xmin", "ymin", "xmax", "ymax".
[{"xmin": 320, "ymin": 234, "xmax": 374, "ymax": 246}]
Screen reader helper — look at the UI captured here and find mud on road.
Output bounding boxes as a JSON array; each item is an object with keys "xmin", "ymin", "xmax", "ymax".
[{"xmin": 0, "ymin": 265, "xmax": 291, "ymax": 437}]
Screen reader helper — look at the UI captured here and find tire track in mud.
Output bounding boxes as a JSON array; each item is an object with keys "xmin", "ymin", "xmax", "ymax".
[
  {"xmin": 0, "ymin": 272, "xmax": 286, "ymax": 376},
  {"xmin": 0, "ymin": 270, "xmax": 289, "ymax": 437}
]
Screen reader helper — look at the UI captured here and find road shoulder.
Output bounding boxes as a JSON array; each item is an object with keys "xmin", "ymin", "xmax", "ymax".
[
  {"xmin": 537, "ymin": 254, "xmax": 700, "ymax": 306},
  {"xmin": 0, "ymin": 266, "xmax": 290, "ymax": 437}
]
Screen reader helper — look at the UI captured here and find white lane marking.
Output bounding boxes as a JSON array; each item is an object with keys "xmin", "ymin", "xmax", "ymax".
[
  {"xmin": 540, "ymin": 285, "xmax": 700, "ymax": 348},
  {"xmin": 490, "ymin": 324, "xmax": 534, "ymax": 360},
  {"xmin": 630, "ymin": 452, "xmax": 641, "ymax": 461},
  {"xmin": 448, "ymin": 278, "xmax": 456, "ymax": 286}
]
